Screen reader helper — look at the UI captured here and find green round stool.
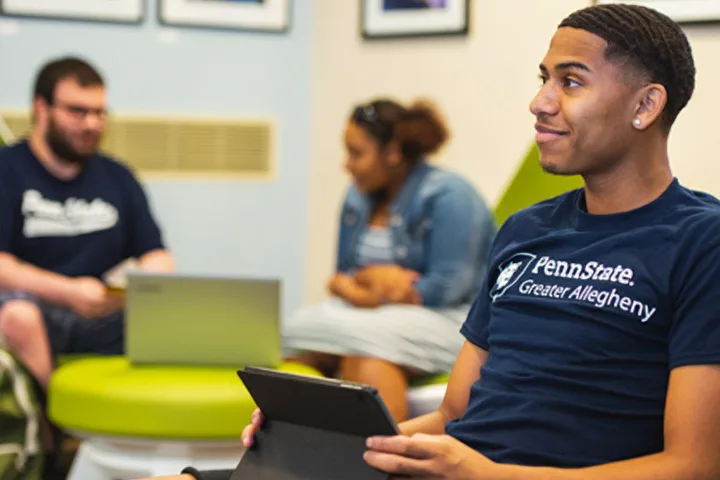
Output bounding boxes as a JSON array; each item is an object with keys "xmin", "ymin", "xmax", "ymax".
[
  {"xmin": 48, "ymin": 357, "xmax": 320, "ymax": 480},
  {"xmin": 408, "ymin": 373, "xmax": 450, "ymax": 418}
]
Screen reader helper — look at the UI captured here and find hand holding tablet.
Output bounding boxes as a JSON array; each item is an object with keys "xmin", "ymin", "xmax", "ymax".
[{"xmin": 233, "ymin": 366, "xmax": 398, "ymax": 480}]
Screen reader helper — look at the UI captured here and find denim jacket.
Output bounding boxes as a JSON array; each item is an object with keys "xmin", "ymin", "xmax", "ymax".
[{"xmin": 336, "ymin": 163, "xmax": 497, "ymax": 308}]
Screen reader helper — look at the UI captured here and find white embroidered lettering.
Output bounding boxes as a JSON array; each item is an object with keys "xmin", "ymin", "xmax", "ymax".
[
  {"xmin": 509, "ymin": 254, "xmax": 656, "ymax": 323},
  {"xmin": 21, "ymin": 189, "xmax": 118, "ymax": 238}
]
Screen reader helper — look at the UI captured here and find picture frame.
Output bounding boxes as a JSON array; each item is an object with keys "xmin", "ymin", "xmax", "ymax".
[
  {"xmin": 0, "ymin": 0, "xmax": 145, "ymax": 24},
  {"xmin": 594, "ymin": 0, "xmax": 720, "ymax": 24},
  {"xmin": 158, "ymin": 0, "xmax": 290, "ymax": 33},
  {"xmin": 361, "ymin": 0, "xmax": 470, "ymax": 39}
]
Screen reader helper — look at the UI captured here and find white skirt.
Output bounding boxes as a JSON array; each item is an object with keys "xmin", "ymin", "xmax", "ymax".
[{"xmin": 282, "ymin": 297, "xmax": 469, "ymax": 374}]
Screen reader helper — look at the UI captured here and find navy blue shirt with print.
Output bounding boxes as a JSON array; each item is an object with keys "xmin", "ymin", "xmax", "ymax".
[
  {"xmin": 0, "ymin": 140, "xmax": 164, "ymax": 278},
  {"xmin": 445, "ymin": 178, "xmax": 720, "ymax": 468}
]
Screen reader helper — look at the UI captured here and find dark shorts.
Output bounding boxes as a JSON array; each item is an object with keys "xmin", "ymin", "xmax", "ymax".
[{"xmin": 0, "ymin": 291, "xmax": 124, "ymax": 357}]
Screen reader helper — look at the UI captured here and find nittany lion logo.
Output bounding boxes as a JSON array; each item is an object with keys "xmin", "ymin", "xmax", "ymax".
[
  {"xmin": 490, "ymin": 253, "xmax": 537, "ymax": 301},
  {"xmin": 497, "ymin": 261, "xmax": 521, "ymax": 289}
]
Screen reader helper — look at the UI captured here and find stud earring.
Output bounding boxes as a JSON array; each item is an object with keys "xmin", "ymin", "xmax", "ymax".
[{"xmin": 634, "ymin": 118, "xmax": 641, "ymax": 126}]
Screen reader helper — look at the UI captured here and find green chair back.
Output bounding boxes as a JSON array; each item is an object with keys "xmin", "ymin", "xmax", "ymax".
[{"xmin": 493, "ymin": 143, "xmax": 584, "ymax": 225}]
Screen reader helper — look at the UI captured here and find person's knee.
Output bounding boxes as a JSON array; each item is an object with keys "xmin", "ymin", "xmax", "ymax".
[
  {"xmin": 341, "ymin": 356, "xmax": 405, "ymax": 379},
  {"xmin": 0, "ymin": 300, "xmax": 45, "ymax": 348},
  {"xmin": 289, "ymin": 352, "xmax": 341, "ymax": 377}
]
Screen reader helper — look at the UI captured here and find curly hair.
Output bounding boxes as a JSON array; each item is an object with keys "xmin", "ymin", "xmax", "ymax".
[
  {"xmin": 559, "ymin": 3, "xmax": 695, "ymax": 128},
  {"xmin": 350, "ymin": 98, "xmax": 449, "ymax": 163}
]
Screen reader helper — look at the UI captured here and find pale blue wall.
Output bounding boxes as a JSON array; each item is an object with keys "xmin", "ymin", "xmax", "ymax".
[{"xmin": 0, "ymin": 0, "xmax": 313, "ymax": 315}]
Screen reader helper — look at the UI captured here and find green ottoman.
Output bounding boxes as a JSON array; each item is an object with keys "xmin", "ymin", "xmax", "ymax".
[
  {"xmin": 408, "ymin": 373, "xmax": 450, "ymax": 418},
  {"xmin": 48, "ymin": 357, "xmax": 320, "ymax": 480}
]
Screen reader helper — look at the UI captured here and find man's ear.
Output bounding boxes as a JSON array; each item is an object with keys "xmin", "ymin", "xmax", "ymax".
[
  {"xmin": 632, "ymin": 83, "xmax": 667, "ymax": 130},
  {"xmin": 31, "ymin": 96, "xmax": 49, "ymax": 127}
]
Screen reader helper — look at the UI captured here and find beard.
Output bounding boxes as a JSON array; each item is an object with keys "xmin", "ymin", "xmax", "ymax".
[{"xmin": 46, "ymin": 117, "xmax": 99, "ymax": 165}]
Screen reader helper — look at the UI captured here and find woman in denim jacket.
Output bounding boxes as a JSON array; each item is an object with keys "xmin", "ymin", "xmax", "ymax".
[{"xmin": 284, "ymin": 98, "xmax": 496, "ymax": 422}]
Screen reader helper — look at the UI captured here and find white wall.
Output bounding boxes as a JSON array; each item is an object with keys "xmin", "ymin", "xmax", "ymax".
[
  {"xmin": 305, "ymin": 0, "xmax": 720, "ymax": 303},
  {"xmin": 666, "ymin": 24, "xmax": 720, "ymax": 191}
]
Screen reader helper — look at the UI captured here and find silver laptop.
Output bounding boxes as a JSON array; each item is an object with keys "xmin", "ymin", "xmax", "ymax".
[{"xmin": 125, "ymin": 272, "xmax": 282, "ymax": 367}]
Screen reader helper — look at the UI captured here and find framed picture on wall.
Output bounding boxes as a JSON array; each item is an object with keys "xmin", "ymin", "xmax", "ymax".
[
  {"xmin": 362, "ymin": 0, "xmax": 470, "ymax": 39},
  {"xmin": 158, "ymin": 0, "xmax": 290, "ymax": 32},
  {"xmin": 0, "ymin": 0, "xmax": 145, "ymax": 24},
  {"xmin": 594, "ymin": 0, "xmax": 720, "ymax": 23}
]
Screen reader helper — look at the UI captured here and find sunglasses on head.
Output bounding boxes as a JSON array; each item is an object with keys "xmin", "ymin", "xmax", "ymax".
[
  {"xmin": 351, "ymin": 104, "xmax": 393, "ymax": 143},
  {"xmin": 352, "ymin": 104, "xmax": 379, "ymax": 123}
]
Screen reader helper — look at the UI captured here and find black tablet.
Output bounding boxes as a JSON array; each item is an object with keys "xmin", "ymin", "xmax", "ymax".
[{"xmin": 231, "ymin": 365, "xmax": 399, "ymax": 480}]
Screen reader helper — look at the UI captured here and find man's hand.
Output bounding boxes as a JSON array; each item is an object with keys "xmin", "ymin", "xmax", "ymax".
[
  {"xmin": 354, "ymin": 265, "xmax": 420, "ymax": 304},
  {"xmin": 241, "ymin": 408, "xmax": 265, "ymax": 448},
  {"xmin": 66, "ymin": 276, "xmax": 124, "ymax": 319},
  {"xmin": 137, "ymin": 249, "xmax": 176, "ymax": 273},
  {"xmin": 364, "ymin": 434, "xmax": 497, "ymax": 480}
]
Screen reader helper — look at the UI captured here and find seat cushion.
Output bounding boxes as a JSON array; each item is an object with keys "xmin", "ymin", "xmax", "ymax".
[
  {"xmin": 410, "ymin": 373, "xmax": 450, "ymax": 388},
  {"xmin": 48, "ymin": 357, "xmax": 320, "ymax": 439},
  {"xmin": 408, "ymin": 373, "xmax": 449, "ymax": 418},
  {"xmin": 55, "ymin": 354, "xmax": 92, "ymax": 368}
]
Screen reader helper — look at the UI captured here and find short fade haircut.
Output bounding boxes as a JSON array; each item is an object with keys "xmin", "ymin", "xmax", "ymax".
[
  {"xmin": 33, "ymin": 56, "xmax": 104, "ymax": 105},
  {"xmin": 559, "ymin": 3, "xmax": 695, "ymax": 128}
]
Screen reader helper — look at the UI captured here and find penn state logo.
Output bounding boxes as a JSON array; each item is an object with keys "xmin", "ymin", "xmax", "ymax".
[{"xmin": 490, "ymin": 253, "xmax": 537, "ymax": 301}]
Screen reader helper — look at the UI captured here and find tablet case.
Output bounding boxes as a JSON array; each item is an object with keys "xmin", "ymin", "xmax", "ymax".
[{"xmin": 231, "ymin": 366, "xmax": 399, "ymax": 480}]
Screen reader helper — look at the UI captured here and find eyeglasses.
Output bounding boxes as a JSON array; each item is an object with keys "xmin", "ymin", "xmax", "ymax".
[
  {"xmin": 51, "ymin": 102, "xmax": 108, "ymax": 121},
  {"xmin": 351, "ymin": 103, "xmax": 392, "ymax": 143}
]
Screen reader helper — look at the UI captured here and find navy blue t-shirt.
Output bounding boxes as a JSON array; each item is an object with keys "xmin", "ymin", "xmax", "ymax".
[
  {"xmin": 0, "ymin": 140, "xmax": 165, "ymax": 278},
  {"xmin": 445, "ymin": 178, "xmax": 720, "ymax": 468}
]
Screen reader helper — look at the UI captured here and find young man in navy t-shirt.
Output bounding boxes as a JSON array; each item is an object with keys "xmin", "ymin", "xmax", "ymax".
[
  {"xmin": 0, "ymin": 57, "xmax": 175, "ymax": 389},
  {"xmin": 169, "ymin": 4, "xmax": 720, "ymax": 480}
]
